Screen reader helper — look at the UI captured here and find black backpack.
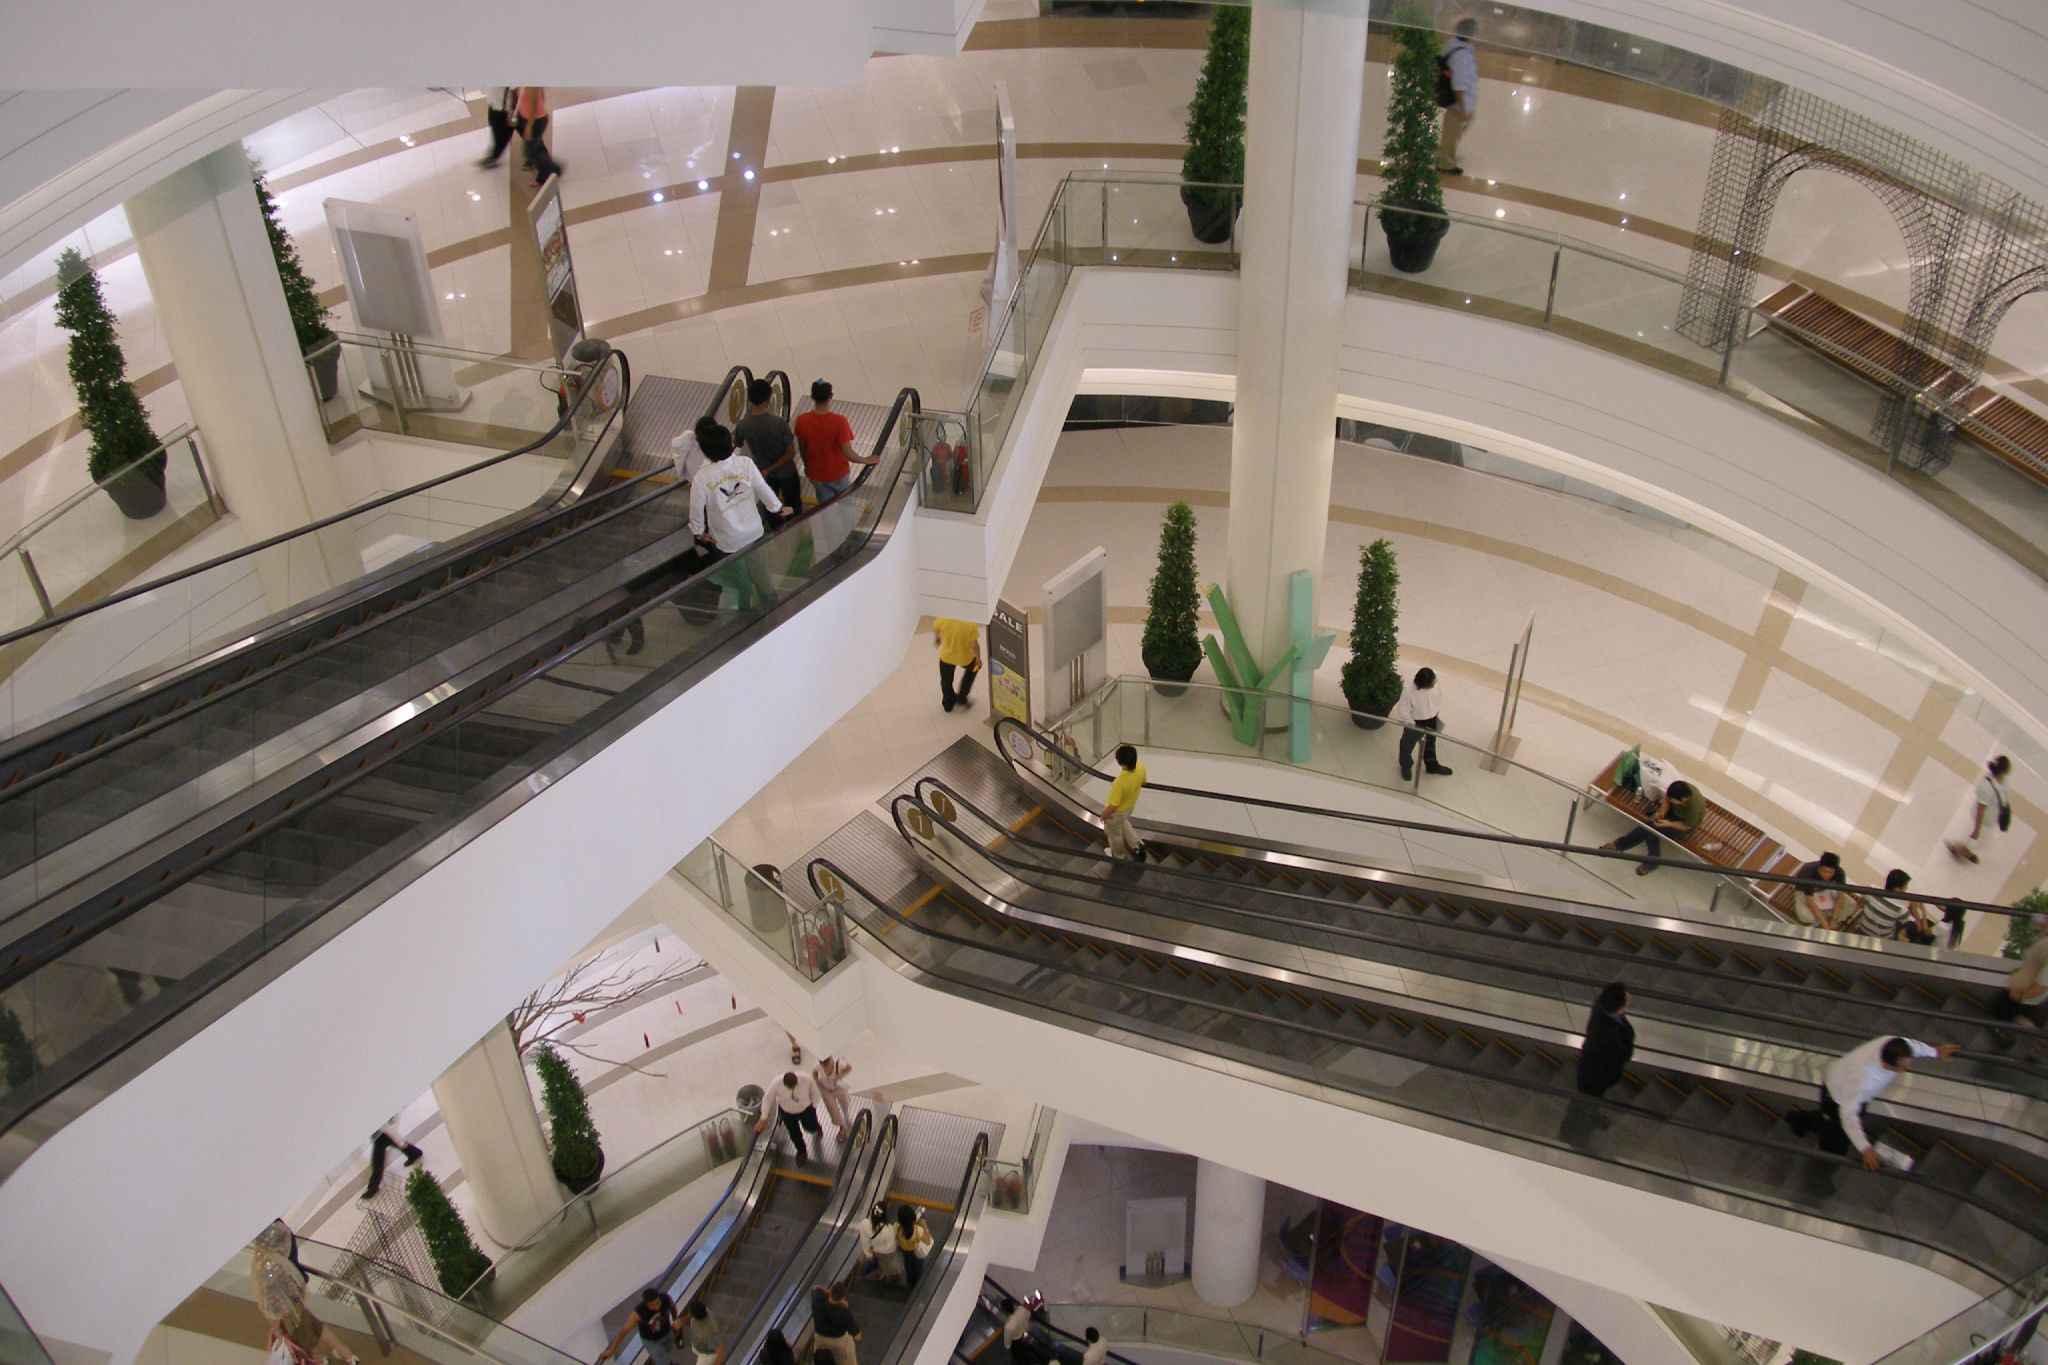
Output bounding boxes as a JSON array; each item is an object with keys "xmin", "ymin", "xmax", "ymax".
[{"xmin": 1436, "ymin": 52, "xmax": 1457, "ymax": 108}]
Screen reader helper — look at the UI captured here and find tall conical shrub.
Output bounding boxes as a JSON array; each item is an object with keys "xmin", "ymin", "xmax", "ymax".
[
  {"xmin": 253, "ymin": 164, "xmax": 334, "ymax": 357},
  {"xmin": 531, "ymin": 1043, "xmax": 604, "ymax": 1188},
  {"xmin": 1378, "ymin": 10, "xmax": 1446, "ymax": 243},
  {"xmin": 1180, "ymin": 6, "xmax": 1250, "ymax": 232},
  {"xmin": 404, "ymin": 1167, "xmax": 492, "ymax": 1297},
  {"xmin": 1141, "ymin": 502, "xmax": 1202, "ymax": 685},
  {"xmin": 53, "ymin": 249, "xmax": 164, "ymax": 489},
  {"xmin": 1341, "ymin": 538, "xmax": 1403, "ymax": 719}
]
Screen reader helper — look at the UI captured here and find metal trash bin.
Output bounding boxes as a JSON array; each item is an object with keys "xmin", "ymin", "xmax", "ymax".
[{"xmin": 736, "ymin": 1084, "xmax": 765, "ymax": 1126}]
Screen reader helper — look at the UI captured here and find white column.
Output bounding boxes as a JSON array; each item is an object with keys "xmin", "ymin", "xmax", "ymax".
[
  {"xmin": 431, "ymin": 1020, "xmax": 563, "ymax": 1249},
  {"xmin": 1224, "ymin": 4, "xmax": 1369, "ymax": 665},
  {"xmin": 126, "ymin": 144, "xmax": 355, "ymax": 598},
  {"xmin": 1191, "ymin": 1158, "xmax": 1264, "ymax": 1309}
]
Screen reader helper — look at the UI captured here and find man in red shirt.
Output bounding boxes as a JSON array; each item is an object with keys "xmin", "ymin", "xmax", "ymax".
[{"xmin": 791, "ymin": 380, "xmax": 875, "ymax": 503}]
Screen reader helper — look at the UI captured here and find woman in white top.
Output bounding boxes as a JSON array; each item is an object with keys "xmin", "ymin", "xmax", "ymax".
[
  {"xmin": 1948, "ymin": 755, "xmax": 2014, "ymax": 866},
  {"xmin": 860, "ymin": 1205, "xmax": 904, "ymax": 1284}
]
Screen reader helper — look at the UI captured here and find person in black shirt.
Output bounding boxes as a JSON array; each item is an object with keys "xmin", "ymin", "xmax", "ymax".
[
  {"xmin": 810, "ymin": 1281, "xmax": 861, "ymax": 1365},
  {"xmin": 1561, "ymin": 982, "xmax": 1634, "ymax": 1144},
  {"xmin": 600, "ymin": 1287, "xmax": 679, "ymax": 1365},
  {"xmin": 760, "ymin": 1330, "xmax": 798, "ymax": 1365}
]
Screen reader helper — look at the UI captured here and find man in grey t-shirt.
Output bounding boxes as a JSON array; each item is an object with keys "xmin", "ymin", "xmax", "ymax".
[{"xmin": 735, "ymin": 378, "xmax": 800, "ymax": 513}]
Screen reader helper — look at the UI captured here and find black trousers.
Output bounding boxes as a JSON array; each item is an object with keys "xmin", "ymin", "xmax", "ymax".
[
  {"xmin": 765, "ymin": 465, "xmax": 802, "ymax": 513},
  {"xmin": 363, "ymin": 1130, "xmax": 423, "ymax": 1198},
  {"xmin": 523, "ymin": 115, "xmax": 560, "ymax": 182},
  {"xmin": 1399, "ymin": 716, "xmax": 1442, "ymax": 772},
  {"xmin": 1612, "ymin": 825, "xmax": 1664, "ymax": 863},
  {"xmin": 776, "ymin": 1103, "xmax": 823, "ymax": 1158},
  {"xmin": 1813, "ymin": 1084, "xmax": 1854, "ymax": 1156},
  {"xmin": 482, "ymin": 108, "xmax": 518, "ymax": 165},
  {"xmin": 940, "ymin": 661, "xmax": 979, "ymax": 711}
]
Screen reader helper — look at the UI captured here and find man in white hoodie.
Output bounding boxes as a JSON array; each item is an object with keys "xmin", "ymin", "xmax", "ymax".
[{"xmin": 689, "ymin": 423, "xmax": 792, "ymax": 610}]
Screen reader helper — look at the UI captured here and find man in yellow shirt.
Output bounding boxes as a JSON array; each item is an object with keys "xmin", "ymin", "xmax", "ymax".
[
  {"xmin": 933, "ymin": 617, "xmax": 981, "ymax": 712},
  {"xmin": 1102, "ymin": 743, "xmax": 1150, "ymax": 861}
]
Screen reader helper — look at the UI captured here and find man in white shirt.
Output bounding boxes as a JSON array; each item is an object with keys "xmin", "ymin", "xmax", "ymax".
[
  {"xmin": 1392, "ymin": 667, "xmax": 1453, "ymax": 781},
  {"xmin": 1787, "ymin": 1035, "xmax": 1960, "ymax": 1170},
  {"xmin": 1438, "ymin": 18, "xmax": 1479, "ymax": 175},
  {"xmin": 689, "ymin": 423, "xmax": 793, "ymax": 611},
  {"xmin": 753, "ymin": 1069, "xmax": 826, "ymax": 1166},
  {"xmin": 1080, "ymin": 1327, "xmax": 1108, "ymax": 1365}
]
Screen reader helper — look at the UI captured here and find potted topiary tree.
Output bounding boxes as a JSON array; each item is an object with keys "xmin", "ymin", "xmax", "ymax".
[
  {"xmin": 253, "ymin": 165, "xmax": 340, "ymax": 401},
  {"xmin": 1180, "ymin": 6, "xmax": 1250, "ymax": 245},
  {"xmin": 1341, "ymin": 538, "xmax": 1403, "ymax": 728},
  {"xmin": 2003, "ymin": 889, "xmax": 2048, "ymax": 959},
  {"xmin": 1142, "ymin": 501, "xmax": 1203, "ymax": 696},
  {"xmin": 531, "ymin": 1043, "xmax": 606, "ymax": 1193},
  {"xmin": 1377, "ymin": 11, "xmax": 1451, "ymax": 273},
  {"xmin": 53, "ymin": 249, "xmax": 166, "ymax": 520},
  {"xmin": 404, "ymin": 1166, "xmax": 494, "ymax": 1298}
]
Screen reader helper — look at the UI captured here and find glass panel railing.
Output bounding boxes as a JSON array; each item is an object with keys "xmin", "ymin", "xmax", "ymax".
[
  {"xmin": 467, "ymin": 1107, "xmax": 754, "ymax": 1313},
  {"xmin": 672, "ymin": 841, "xmax": 850, "ymax": 981},
  {"xmin": 201, "ymin": 1235, "xmax": 581, "ymax": 1365},
  {"xmin": 307, "ymin": 332, "xmax": 581, "ymax": 451},
  {"xmin": 0, "ymin": 344, "xmax": 628, "ymax": 743},
  {"xmin": 1868, "ymin": 1263, "xmax": 2048, "ymax": 1365},
  {"xmin": 0, "ymin": 384, "xmax": 920, "ymax": 1184},
  {"xmin": 0, "ymin": 1283, "xmax": 54, "ymax": 1365},
  {"xmin": 0, "ymin": 426, "xmax": 225, "ymax": 639},
  {"xmin": 984, "ymin": 1104, "xmax": 1054, "ymax": 1214},
  {"xmin": 1035, "ymin": 676, "xmax": 2035, "ymax": 938}
]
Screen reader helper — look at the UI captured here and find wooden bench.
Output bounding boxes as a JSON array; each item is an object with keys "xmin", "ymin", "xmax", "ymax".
[
  {"xmin": 1585, "ymin": 752, "xmax": 1859, "ymax": 927},
  {"xmin": 1754, "ymin": 283, "xmax": 2048, "ymax": 487}
]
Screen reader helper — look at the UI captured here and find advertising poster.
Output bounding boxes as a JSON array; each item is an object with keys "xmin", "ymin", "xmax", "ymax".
[
  {"xmin": 988, "ymin": 598, "xmax": 1032, "ymax": 750},
  {"xmin": 526, "ymin": 176, "xmax": 585, "ymax": 365}
]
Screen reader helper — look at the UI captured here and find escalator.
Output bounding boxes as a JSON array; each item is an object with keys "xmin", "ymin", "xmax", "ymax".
[
  {"xmin": 754, "ymin": 1121, "xmax": 991, "ymax": 1365},
  {"xmin": 616, "ymin": 1113, "xmax": 881, "ymax": 1365},
  {"xmin": 0, "ymin": 357, "xmax": 786, "ymax": 920},
  {"xmin": 797, "ymin": 766, "xmax": 2048, "ymax": 1290},
  {"xmin": 897, "ymin": 731, "xmax": 2048, "ymax": 1090},
  {"xmin": 0, "ymin": 372, "xmax": 922, "ymax": 1176}
]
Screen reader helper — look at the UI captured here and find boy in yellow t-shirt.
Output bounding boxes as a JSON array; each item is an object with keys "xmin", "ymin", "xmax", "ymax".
[
  {"xmin": 933, "ymin": 617, "xmax": 981, "ymax": 712},
  {"xmin": 1102, "ymin": 743, "xmax": 1150, "ymax": 860}
]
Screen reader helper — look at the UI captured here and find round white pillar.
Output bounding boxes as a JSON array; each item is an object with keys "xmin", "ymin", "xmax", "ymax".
[
  {"xmin": 127, "ymin": 144, "xmax": 357, "ymax": 601},
  {"xmin": 1224, "ymin": 4, "xmax": 1369, "ymax": 665},
  {"xmin": 1191, "ymin": 1158, "xmax": 1265, "ymax": 1309},
  {"xmin": 430, "ymin": 1021, "xmax": 564, "ymax": 1249}
]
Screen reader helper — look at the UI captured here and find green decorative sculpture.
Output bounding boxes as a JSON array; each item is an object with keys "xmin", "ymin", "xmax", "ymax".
[
  {"xmin": 1288, "ymin": 570, "xmax": 1338, "ymax": 763},
  {"xmin": 1201, "ymin": 583, "xmax": 1296, "ymax": 747}
]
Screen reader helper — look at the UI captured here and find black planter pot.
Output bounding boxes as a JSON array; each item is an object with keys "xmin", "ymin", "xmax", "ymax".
[
  {"xmin": 1380, "ymin": 209, "xmax": 1451, "ymax": 274},
  {"xmin": 102, "ymin": 464, "xmax": 168, "ymax": 520},
  {"xmin": 308, "ymin": 343, "xmax": 342, "ymax": 402},
  {"xmin": 1349, "ymin": 702, "xmax": 1392, "ymax": 731},
  {"xmin": 1181, "ymin": 187, "xmax": 1236, "ymax": 246},
  {"xmin": 557, "ymin": 1148, "xmax": 605, "ymax": 1194},
  {"xmin": 1147, "ymin": 663, "xmax": 1197, "ymax": 699}
]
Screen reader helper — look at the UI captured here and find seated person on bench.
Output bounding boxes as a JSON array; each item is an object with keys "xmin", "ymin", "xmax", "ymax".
[{"xmin": 1600, "ymin": 779, "xmax": 1704, "ymax": 876}]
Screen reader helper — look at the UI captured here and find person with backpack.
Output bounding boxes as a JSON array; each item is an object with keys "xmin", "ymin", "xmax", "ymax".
[
  {"xmin": 1436, "ymin": 18, "xmax": 1480, "ymax": 175},
  {"xmin": 688, "ymin": 423, "xmax": 793, "ymax": 611}
]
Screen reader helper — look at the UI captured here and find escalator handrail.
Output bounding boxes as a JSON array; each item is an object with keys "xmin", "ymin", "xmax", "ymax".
[
  {"xmin": 736, "ymin": 1113, "xmax": 901, "ymax": 1362},
  {"xmin": 905, "ymin": 776, "xmax": 2048, "ymax": 1073},
  {"xmin": 975, "ymin": 1276, "xmax": 1148, "ymax": 1365},
  {"xmin": 807, "ymin": 851, "xmax": 2033, "ymax": 1284},
  {"xmin": 0, "ymin": 455, "xmax": 688, "ymax": 811},
  {"xmin": 994, "ymin": 715, "xmax": 2035, "ymax": 927},
  {"xmin": 0, "ymin": 349, "xmax": 640, "ymax": 662}
]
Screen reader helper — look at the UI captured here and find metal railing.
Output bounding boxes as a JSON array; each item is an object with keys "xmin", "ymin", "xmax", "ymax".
[
  {"xmin": 673, "ymin": 839, "xmax": 851, "ymax": 981},
  {"xmin": 1035, "ymin": 676, "xmax": 2036, "ymax": 933},
  {"xmin": 0, "ymin": 424, "xmax": 221, "ymax": 628},
  {"xmin": 303, "ymin": 331, "xmax": 582, "ymax": 449},
  {"xmin": 985, "ymin": 1104, "xmax": 1055, "ymax": 1214}
]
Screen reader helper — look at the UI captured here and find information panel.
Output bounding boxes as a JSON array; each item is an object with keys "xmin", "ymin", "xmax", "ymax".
[{"xmin": 988, "ymin": 599, "xmax": 1032, "ymax": 743}]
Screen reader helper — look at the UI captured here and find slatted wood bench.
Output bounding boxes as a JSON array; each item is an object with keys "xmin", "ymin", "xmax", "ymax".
[
  {"xmin": 1587, "ymin": 750, "xmax": 1876, "ymax": 929},
  {"xmin": 1754, "ymin": 283, "xmax": 2048, "ymax": 487}
]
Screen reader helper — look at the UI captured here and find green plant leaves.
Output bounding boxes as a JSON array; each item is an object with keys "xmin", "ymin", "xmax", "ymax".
[
  {"xmin": 1341, "ymin": 537, "xmax": 1404, "ymax": 714},
  {"xmin": 1142, "ymin": 501, "xmax": 1204, "ymax": 680}
]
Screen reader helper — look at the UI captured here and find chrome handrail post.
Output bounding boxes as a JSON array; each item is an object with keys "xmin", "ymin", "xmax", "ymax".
[
  {"xmin": 188, "ymin": 433, "xmax": 224, "ymax": 518},
  {"xmin": 19, "ymin": 548, "xmax": 53, "ymax": 618}
]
